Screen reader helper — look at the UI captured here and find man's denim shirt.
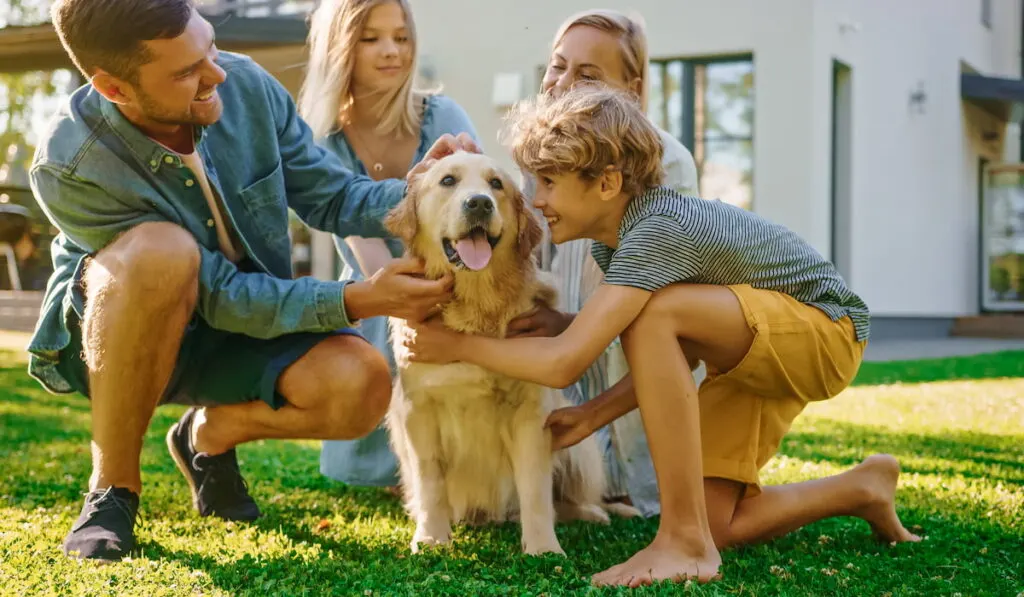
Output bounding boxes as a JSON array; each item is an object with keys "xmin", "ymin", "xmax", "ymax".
[{"xmin": 26, "ymin": 52, "xmax": 405, "ymax": 393}]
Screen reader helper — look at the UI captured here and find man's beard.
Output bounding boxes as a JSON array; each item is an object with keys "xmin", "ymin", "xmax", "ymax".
[{"xmin": 136, "ymin": 87, "xmax": 218, "ymax": 127}]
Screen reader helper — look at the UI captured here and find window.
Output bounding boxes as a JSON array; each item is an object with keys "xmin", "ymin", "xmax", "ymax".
[
  {"xmin": 193, "ymin": 0, "xmax": 317, "ymax": 18},
  {"xmin": 649, "ymin": 56, "xmax": 755, "ymax": 210}
]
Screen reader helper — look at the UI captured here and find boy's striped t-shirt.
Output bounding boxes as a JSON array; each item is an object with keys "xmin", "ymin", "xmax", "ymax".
[{"xmin": 591, "ymin": 186, "xmax": 871, "ymax": 341}]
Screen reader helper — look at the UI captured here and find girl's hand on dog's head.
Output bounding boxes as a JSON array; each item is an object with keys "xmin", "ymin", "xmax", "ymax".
[{"xmin": 408, "ymin": 133, "xmax": 483, "ymax": 183}]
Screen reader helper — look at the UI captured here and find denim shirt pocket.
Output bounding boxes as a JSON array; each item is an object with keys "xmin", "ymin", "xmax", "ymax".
[{"xmin": 239, "ymin": 160, "xmax": 289, "ymax": 248}]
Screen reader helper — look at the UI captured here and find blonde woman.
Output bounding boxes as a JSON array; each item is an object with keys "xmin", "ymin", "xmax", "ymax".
[
  {"xmin": 509, "ymin": 9, "xmax": 700, "ymax": 517},
  {"xmin": 298, "ymin": 0, "xmax": 480, "ymax": 490}
]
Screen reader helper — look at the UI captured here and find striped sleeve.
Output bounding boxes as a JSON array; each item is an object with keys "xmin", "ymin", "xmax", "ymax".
[{"xmin": 603, "ymin": 215, "xmax": 703, "ymax": 291}]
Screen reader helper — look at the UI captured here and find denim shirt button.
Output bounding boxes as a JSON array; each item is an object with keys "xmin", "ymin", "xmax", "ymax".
[
  {"xmin": 186, "ymin": 179, "xmax": 195, "ymax": 188},
  {"xmin": 206, "ymin": 218, "xmax": 215, "ymax": 227},
  {"xmin": 149, "ymin": 159, "xmax": 157, "ymax": 167},
  {"xmin": 164, "ymin": 155, "xmax": 174, "ymax": 164}
]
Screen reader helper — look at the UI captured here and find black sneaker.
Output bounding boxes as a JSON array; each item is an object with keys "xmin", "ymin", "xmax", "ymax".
[
  {"xmin": 166, "ymin": 407, "xmax": 261, "ymax": 521},
  {"xmin": 62, "ymin": 486, "xmax": 139, "ymax": 562}
]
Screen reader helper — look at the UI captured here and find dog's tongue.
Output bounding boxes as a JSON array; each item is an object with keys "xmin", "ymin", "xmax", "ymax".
[{"xmin": 455, "ymin": 230, "xmax": 492, "ymax": 271}]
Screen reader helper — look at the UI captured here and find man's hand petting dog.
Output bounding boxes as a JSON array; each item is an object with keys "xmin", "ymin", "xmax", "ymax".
[
  {"xmin": 402, "ymin": 318, "xmax": 461, "ymax": 365},
  {"xmin": 345, "ymin": 256, "xmax": 454, "ymax": 322},
  {"xmin": 507, "ymin": 303, "xmax": 575, "ymax": 338},
  {"xmin": 544, "ymin": 405, "xmax": 597, "ymax": 451},
  {"xmin": 407, "ymin": 132, "xmax": 482, "ymax": 185}
]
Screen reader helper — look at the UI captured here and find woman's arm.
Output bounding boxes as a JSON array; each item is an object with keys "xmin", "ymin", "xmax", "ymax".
[
  {"xmin": 406, "ymin": 283, "xmax": 651, "ymax": 388},
  {"xmin": 345, "ymin": 236, "xmax": 394, "ymax": 277}
]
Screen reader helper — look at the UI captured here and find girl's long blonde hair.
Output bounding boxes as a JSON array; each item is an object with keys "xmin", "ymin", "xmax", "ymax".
[
  {"xmin": 298, "ymin": 0, "xmax": 430, "ymax": 139},
  {"xmin": 550, "ymin": 9, "xmax": 650, "ymax": 108}
]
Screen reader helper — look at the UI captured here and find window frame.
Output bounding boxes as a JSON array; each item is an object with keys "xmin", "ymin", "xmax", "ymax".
[{"xmin": 649, "ymin": 53, "xmax": 755, "ymax": 209}]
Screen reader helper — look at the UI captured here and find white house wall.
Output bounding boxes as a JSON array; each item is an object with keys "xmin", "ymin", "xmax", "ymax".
[
  {"xmin": 811, "ymin": 0, "xmax": 1021, "ymax": 317},
  {"xmin": 409, "ymin": 0, "xmax": 1021, "ymax": 319}
]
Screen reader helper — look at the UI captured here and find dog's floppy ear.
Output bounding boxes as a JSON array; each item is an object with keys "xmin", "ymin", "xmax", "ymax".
[
  {"xmin": 513, "ymin": 184, "xmax": 544, "ymax": 262},
  {"xmin": 384, "ymin": 183, "xmax": 419, "ymax": 245}
]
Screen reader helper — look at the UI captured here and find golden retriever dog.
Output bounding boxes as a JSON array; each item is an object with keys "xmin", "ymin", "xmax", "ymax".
[{"xmin": 383, "ymin": 152, "xmax": 631, "ymax": 556}]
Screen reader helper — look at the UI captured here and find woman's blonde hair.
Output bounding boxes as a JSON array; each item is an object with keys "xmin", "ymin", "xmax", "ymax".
[
  {"xmin": 298, "ymin": 0, "xmax": 430, "ymax": 139},
  {"xmin": 550, "ymin": 9, "xmax": 650, "ymax": 107},
  {"xmin": 503, "ymin": 85, "xmax": 665, "ymax": 197}
]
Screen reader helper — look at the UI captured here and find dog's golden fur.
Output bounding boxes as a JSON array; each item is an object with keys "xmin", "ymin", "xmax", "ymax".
[{"xmin": 384, "ymin": 152, "xmax": 623, "ymax": 555}]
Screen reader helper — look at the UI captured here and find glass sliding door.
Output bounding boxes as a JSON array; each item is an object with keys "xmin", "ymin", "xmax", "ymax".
[{"xmin": 981, "ymin": 164, "xmax": 1024, "ymax": 311}]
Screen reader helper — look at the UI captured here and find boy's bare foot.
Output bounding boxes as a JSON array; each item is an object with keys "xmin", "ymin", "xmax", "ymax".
[
  {"xmin": 591, "ymin": 533, "xmax": 722, "ymax": 587},
  {"xmin": 850, "ymin": 454, "xmax": 921, "ymax": 543}
]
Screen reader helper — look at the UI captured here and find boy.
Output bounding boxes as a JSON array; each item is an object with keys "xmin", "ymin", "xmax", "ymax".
[{"xmin": 403, "ymin": 85, "xmax": 919, "ymax": 587}]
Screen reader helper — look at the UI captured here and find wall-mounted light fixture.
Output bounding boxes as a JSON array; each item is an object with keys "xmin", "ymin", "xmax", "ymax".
[
  {"xmin": 837, "ymin": 18, "xmax": 861, "ymax": 34},
  {"xmin": 909, "ymin": 80, "xmax": 927, "ymax": 114}
]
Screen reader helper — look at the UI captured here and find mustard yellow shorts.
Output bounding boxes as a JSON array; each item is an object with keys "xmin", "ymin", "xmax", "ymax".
[{"xmin": 699, "ymin": 284, "xmax": 866, "ymax": 498}]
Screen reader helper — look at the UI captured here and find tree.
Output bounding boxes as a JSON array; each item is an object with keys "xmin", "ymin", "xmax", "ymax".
[
  {"xmin": 0, "ymin": 70, "xmax": 73, "ymax": 184},
  {"xmin": 0, "ymin": 0, "xmax": 51, "ymax": 28},
  {"xmin": 0, "ymin": 0, "xmax": 72, "ymax": 288},
  {"xmin": 0, "ymin": 0, "xmax": 64, "ymax": 182}
]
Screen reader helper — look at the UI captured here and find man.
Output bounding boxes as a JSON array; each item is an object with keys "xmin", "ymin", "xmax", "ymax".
[{"xmin": 28, "ymin": 0, "xmax": 474, "ymax": 562}]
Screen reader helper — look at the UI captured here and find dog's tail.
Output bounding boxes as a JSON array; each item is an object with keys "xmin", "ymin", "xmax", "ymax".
[
  {"xmin": 550, "ymin": 426, "xmax": 611, "ymax": 523},
  {"xmin": 553, "ymin": 438, "xmax": 643, "ymax": 522},
  {"xmin": 555, "ymin": 435, "xmax": 604, "ymax": 501}
]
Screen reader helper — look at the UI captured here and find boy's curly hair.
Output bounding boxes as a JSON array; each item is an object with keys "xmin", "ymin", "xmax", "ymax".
[{"xmin": 501, "ymin": 84, "xmax": 665, "ymax": 197}]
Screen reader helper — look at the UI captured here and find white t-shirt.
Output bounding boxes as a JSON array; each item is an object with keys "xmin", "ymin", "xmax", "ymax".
[{"xmin": 178, "ymin": 150, "xmax": 245, "ymax": 263}]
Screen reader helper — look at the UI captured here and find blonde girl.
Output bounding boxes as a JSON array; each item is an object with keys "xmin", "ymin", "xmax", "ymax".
[{"xmin": 298, "ymin": 0, "xmax": 480, "ymax": 490}]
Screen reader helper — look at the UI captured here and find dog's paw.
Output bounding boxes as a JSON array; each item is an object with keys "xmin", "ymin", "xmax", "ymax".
[
  {"xmin": 602, "ymin": 501, "xmax": 642, "ymax": 519},
  {"xmin": 523, "ymin": 541, "xmax": 566, "ymax": 557},
  {"xmin": 555, "ymin": 502, "xmax": 611, "ymax": 524},
  {"xmin": 521, "ymin": 527, "xmax": 565, "ymax": 556},
  {"xmin": 410, "ymin": 530, "xmax": 451, "ymax": 553}
]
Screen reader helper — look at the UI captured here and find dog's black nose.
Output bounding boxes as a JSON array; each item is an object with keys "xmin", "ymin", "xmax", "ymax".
[{"xmin": 464, "ymin": 194, "xmax": 494, "ymax": 218}]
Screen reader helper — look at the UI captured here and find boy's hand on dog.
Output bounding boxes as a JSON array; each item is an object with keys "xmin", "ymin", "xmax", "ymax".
[
  {"xmin": 345, "ymin": 256, "xmax": 453, "ymax": 322},
  {"xmin": 545, "ymin": 405, "xmax": 596, "ymax": 451},
  {"xmin": 403, "ymin": 318, "xmax": 461, "ymax": 365},
  {"xmin": 507, "ymin": 303, "xmax": 575, "ymax": 338}
]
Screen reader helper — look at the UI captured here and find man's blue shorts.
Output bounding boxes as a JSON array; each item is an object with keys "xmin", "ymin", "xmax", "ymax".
[{"xmin": 55, "ymin": 259, "xmax": 362, "ymax": 409}]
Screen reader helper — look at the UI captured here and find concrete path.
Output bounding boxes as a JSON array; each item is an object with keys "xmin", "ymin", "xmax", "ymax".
[
  {"xmin": 863, "ymin": 337, "xmax": 1024, "ymax": 362},
  {"xmin": 4, "ymin": 330, "xmax": 1024, "ymax": 364}
]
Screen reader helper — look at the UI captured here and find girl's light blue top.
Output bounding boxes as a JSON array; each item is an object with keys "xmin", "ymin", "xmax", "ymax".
[{"xmin": 318, "ymin": 94, "xmax": 480, "ymax": 486}]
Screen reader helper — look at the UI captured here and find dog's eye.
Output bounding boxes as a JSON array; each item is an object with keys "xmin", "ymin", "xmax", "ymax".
[
  {"xmin": 489, "ymin": 177, "xmax": 504, "ymax": 190},
  {"xmin": 440, "ymin": 175, "xmax": 457, "ymax": 186}
]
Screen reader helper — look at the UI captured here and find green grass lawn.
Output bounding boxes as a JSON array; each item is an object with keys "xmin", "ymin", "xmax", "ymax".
[{"xmin": 0, "ymin": 335, "xmax": 1021, "ymax": 596}]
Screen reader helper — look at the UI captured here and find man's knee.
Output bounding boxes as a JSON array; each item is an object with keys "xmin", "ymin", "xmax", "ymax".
[
  {"xmin": 306, "ymin": 336, "xmax": 392, "ymax": 440},
  {"xmin": 87, "ymin": 222, "xmax": 200, "ymax": 306}
]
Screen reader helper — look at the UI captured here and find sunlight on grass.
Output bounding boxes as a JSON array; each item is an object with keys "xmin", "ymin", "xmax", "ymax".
[
  {"xmin": 1, "ymin": 347, "xmax": 1022, "ymax": 596},
  {"xmin": 808, "ymin": 379, "xmax": 1024, "ymax": 436}
]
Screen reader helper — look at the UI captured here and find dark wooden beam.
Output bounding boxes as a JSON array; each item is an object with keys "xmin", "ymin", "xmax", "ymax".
[
  {"xmin": 961, "ymin": 72, "xmax": 1024, "ymax": 122},
  {"xmin": 0, "ymin": 15, "xmax": 309, "ymax": 74},
  {"xmin": 204, "ymin": 13, "xmax": 310, "ymax": 45}
]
